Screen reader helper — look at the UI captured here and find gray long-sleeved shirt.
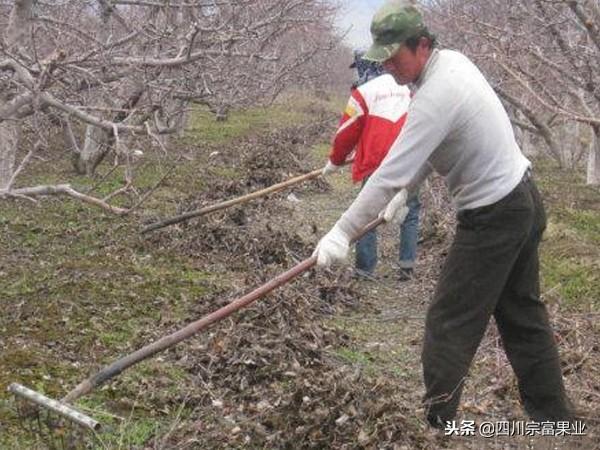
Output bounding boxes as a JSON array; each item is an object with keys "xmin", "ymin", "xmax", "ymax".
[{"xmin": 337, "ymin": 49, "xmax": 530, "ymax": 237}]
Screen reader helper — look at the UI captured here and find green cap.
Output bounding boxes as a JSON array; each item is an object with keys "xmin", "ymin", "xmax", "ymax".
[{"xmin": 364, "ymin": 0, "xmax": 426, "ymax": 62}]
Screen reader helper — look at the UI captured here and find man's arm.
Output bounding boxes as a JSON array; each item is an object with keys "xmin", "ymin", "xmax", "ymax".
[{"xmin": 336, "ymin": 81, "xmax": 457, "ymax": 238}]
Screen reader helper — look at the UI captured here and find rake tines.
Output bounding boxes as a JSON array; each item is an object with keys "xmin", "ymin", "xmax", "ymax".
[{"xmin": 9, "ymin": 383, "xmax": 100, "ymax": 450}]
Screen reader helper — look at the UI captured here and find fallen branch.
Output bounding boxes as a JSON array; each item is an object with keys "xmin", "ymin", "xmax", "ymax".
[{"xmin": 0, "ymin": 184, "xmax": 128, "ymax": 215}]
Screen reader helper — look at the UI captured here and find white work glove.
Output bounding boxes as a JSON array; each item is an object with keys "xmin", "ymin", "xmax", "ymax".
[
  {"xmin": 379, "ymin": 189, "xmax": 409, "ymax": 224},
  {"xmin": 312, "ymin": 223, "xmax": 351, "ymax": 267},
  {"xmin": 322, "ymin": 160, "xmax": 342, "ymax": 176}
]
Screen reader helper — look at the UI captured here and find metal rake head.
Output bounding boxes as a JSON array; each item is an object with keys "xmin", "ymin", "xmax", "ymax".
[{"xmin": 9, "ymin": 383, "xmax": 100, "ymax": 450}]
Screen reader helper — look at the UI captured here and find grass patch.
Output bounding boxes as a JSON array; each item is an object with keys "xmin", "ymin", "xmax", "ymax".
[
  {"xmin": 182, "ymin": 94, "xmax": 343, "ymax": 146},
  {"xmin": 105, "ymin": 417, "xmax": 159, "ymax": 448},
  {"xmin": 334, "ymin": 347, "xmax": 373, "ymax": 366},
  {"xmin": 555, "ymin": 208, "xmax": 600, "ymax": 244},
  {"xmin": 207, "ymin": 165, "xmax": 241, "ymax": 180},
  {"xmin": 94, "ymin": 401, "xmax": 194, "ymax": 450},
  {"xmin": 533, "ymin": 157, "xmax": 600, "ymax": 311},
  {"xmin": 541, "ymin": 252, "xmax": 600, "ymax": 310},
  {"xmin": 98, "ymin": 321, "xmax": 138, "ymax": 348},
  {"xmin": 184, "ymin": 104, "xmax": 305, "ymax": 145}
]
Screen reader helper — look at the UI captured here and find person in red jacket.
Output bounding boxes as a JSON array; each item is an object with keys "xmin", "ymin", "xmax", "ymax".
[{"xmin": 323, "ymin": 55, "xmax": 421, "ymax": 279}]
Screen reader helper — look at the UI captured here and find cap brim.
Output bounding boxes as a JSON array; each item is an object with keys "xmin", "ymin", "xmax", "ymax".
[{"xmin": 363, "ymin": 42, "xmax": 401, "ymax": 62}]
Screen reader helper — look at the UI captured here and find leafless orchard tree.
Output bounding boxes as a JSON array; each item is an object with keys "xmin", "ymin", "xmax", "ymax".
[
  {"xmin": 424, "ymin": 0, "xmax": 600, "ymax": 184},
  {"xmin": 0, "ymin": 0, "xmax": 349, "ymax": 212}
]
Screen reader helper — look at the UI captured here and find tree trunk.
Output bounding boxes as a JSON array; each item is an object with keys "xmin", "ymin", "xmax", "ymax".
[
  {"xmin": 6, "ymin": 0, "xmax": 34, "ymax": 48},
  {"xmin": 587, "ymin": 125, "xmax": 600, "ymax": 185},
  {"xmin": 70, "ymin": 1, "xmax": 113, "ymax": 177},
  {"xmin": 0, "ymin": 121, "xmax": 20, "ymax": 189},
  {"xmin": 75, "ymin": 125, "xmax": 109, "ymax": 176},
  {"xmin": 1, "ymin": 0, "xmax": 33, "ymax": 188}
]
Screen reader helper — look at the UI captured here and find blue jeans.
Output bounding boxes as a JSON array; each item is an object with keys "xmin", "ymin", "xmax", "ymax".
[
  {"xmin": 399, "ymin": 192, "xmax": 421, "ymax": 269},
  {"xmin": 355, "ymin": 186, "xmax": 421, "ymax": 274}
]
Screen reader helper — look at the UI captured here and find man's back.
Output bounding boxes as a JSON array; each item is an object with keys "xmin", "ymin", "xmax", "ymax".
[
  {"xmin": 331, "ymin": 74, "xmax": 410, "ymax": 182},
  {"xmin": 411, "ymin": 49, "xmax": 529, "ymax": 209}
]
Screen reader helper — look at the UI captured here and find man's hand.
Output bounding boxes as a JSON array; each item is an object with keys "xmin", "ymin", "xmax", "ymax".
[
  {"xmin": 322, "ymin": 160, "xmax": 342, "ymax": 176},
  {"xmin": 313, "ymin": 224, "xmax": 351, "ymax": 267},
  {"xmin": 379, "ymin": 189, "xmax": 409, "ymax": 224}
]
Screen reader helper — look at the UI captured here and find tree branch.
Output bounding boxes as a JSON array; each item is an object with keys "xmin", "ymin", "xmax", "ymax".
[{"xmin": 0, "ymin": 184, "xmax": 128, "ymax": 215}]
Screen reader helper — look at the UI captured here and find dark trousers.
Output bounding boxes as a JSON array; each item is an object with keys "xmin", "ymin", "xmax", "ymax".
[{"xmin": 422, "ymin": 174, "xmax": 573, "ymax": 426}]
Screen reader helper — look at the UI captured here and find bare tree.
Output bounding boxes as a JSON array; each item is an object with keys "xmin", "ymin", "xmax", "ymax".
[
  {"xmin": 424, "ymin": 0, "xmax": 600, "ymax": 184},
  {"xmin": 0, "ymin": 0, "xmax": 347, "ymax": 210}
]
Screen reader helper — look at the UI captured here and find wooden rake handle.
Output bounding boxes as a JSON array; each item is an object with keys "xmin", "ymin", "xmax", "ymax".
[
  {"xmin": 63, "ymin": 216, "xmax": 383, "ymax": 404},
  {"xmin": 140, "ymin": 159, "xmax": 353, "ymax": 234}
]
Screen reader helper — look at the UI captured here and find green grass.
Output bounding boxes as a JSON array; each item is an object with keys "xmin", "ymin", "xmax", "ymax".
[
  {"xmin": 334, "ymin": 347, "xmax": 373, "ymax": 366},
  {"xmin": 556, "ymin": 208, "xmax": 600, "ymax": 244},
  {"xmin": 534, "ymin": 158, "xmax": 600, "ymax": 310},
  {"xmin": 207, "ymin": 165, "xmax": 240, "ymax": 180},
  {"xmin": 541, "ymin": 250, "xmax": 600, "ymax": 310},
  {"xmin": 99, "ymin": 322, "xmax": 138, "ymax": 348},
  {"xmin": 84, "ymin": 363, "xmax": 195, "ymax": 449},
  {"xmin": 0, "ymin": 195, "xmax": 216, "ymax": 447},
  {"xmin": 108, "ymin": 417, "xmax": 158, "ymax": 448},
  {"xmin": 184, "ymin": 106, "xmax": 288, "ymax": 144},
  {"xmin": 181, "ymin": 93, "xmax": 344, "ymax": 146}
]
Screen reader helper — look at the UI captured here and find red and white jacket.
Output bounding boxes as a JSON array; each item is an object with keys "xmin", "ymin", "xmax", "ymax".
[{"xmin": 329, "ymin": 74, "xmax": 411, "ymax": 182}]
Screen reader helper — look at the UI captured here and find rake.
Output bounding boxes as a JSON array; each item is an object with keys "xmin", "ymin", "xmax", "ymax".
[
  {"xmin": 140, "ymin": 159, "xmax": 352, "ymax": 234},
  {"xmin": 8, "ymin": 215, "xmax": 384, "ymax": 443}
]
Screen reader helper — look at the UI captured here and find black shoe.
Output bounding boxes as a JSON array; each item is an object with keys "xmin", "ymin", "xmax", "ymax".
[
  {"xmin": 426, "ymin": 413, "xmax": 448, "ymax": 430},
  {"xmin": 353, "ymin": 268, "xmax": 376, "ymax": 281},
  {"xmin": 398, "ymin": 267, "xmax": 414, "ymax": 282}
]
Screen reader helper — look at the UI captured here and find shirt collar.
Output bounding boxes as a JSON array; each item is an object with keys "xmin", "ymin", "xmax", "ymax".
[{"xmin": 411, "ymin": 48, "xmax": 439, "ymax": 91}]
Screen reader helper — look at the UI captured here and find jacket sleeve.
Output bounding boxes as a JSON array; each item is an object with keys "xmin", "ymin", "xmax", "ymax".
[
  {"xmin": 329, "ymin": 89, "xmax": 367, "ymax": 165},
  {"xmin": 337, "ymin": 77, "xmax": 459, "ymax": 237}
]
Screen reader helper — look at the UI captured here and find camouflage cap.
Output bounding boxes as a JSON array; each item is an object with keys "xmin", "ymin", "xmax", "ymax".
[{"xmin": 364, "ymin": 0, "xmax": 426, "ymax": 62}]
